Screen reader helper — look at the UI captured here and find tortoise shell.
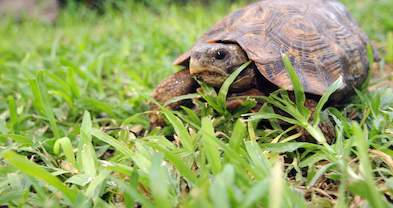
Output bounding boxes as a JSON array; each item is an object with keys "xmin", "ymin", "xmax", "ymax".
[{"xmin": 174, "ymin": 0, "xmax": 373, "ymax": 97}]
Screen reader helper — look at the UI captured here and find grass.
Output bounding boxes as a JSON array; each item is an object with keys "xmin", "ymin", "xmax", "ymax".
[{"xmin": 0, "ymin": 0, "xmax": 392, "ymax": 207}]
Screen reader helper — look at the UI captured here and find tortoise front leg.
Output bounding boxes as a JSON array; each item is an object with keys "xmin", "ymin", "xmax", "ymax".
[
  {"xmin": 150, "ymin": 69, "xmax": 197, "ymax": 126},
  {"xmin": 226, "ymin": 88, "xmax": 265, "ymax": 111}
]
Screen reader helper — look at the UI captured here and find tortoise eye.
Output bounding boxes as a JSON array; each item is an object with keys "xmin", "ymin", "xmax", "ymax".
[{"xmin": 214, "ymin": 50, "xmax": 227, "ymax": 60}]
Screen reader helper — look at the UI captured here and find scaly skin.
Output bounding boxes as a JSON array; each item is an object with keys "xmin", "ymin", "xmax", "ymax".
[
  {"xmin": 150, "ymin": 69, "xmax": 197, "ymax": 126},
  {"xmin": 225, "ymin": 88, "xmax": 265, "ymax": 110},
  {"xmin": 152, "ymin": 69, "xmax": 197, "ymax": 108}
]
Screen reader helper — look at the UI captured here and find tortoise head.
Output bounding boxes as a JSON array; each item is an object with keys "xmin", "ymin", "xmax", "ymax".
[{"xmin": 189, "ymin": 43, "xmax": 255, "ymax": 90}]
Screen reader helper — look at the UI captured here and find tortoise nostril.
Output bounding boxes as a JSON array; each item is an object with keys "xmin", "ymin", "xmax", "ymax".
[
  {"xmin": 195, "ymin": 74, "xmax": 205, "ymax": 82},
  {"xmin": 194, "ymin": 52, "xmax": 202, "ymax": 60}
]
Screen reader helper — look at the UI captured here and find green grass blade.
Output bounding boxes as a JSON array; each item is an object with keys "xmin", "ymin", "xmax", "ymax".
[
  {"xmin": 248, "ymin": 112, "xmax": 299, "ymax": 126},
  {"xmin": 162, "ymin": 109, "xmax": 194, "ymax": 151},
  {"xmin": 149, "ymin": 154, "xmax": 173, "ymax": 208},
  {"xmin": 113, "ymin": 178, "xmax": 154, "ymax": 208},
  {"xmin": 79, "ymin": 98, "xmax": 117, "ymax": 117},
  {"xmin": 229, "ymin": 119, "xmax": 247, "ymax": 151},
  {"xmin": 362, "ymin": 44, "xmax": 376, "ymax": 89},
  {"xmin": 242, "ymin": 179, "xmax": 269, "ymax": 208},
  {"xmin": 53, "ymin": 137, "xmax": 76, "ymax": 166},
  {"xmin": 85, "ymin": 170, "xmax": 110, "ymax": 200},
  {"xmin": 350, "ymin": 123, "xmax": 387, "ymax": 207},
  {"xmin": 164, "ymin": 93, "xmax": 199, "ymax": 106},
  {"xmin": 66, "ymin": 68, "xmax": 81, "ymax": 99},
  {"xmin": 352, "ymin": 123, "xmax": 374, "ymax": 179},
  {"xmin": 151, "ymin": 144, "xmax": 197, "ymax": 184},
  {"xmin": 313, "ymin": 77, "xmax": 344, "ymax": 126},
  {"xmin": 304, "ymin": 125, "xmax": 334, "ymax": 153},
  {"xmin": 66, "ymin": 174, "xmax": 92, "ymax": 186},
  {"xmin": 3, "ymin": 134, "xmax": 32, "ymax": 146},
  {"xmin": 386, "ymin": 32, "xmax": 393, "ymax": 63},
  {"xmin": 245, "ymin": 141, "xmax": 271, "ymax": 178},
  {"xmin": 268, "ymin": 162, "xmax": 284, "ymax": 208},
  {"xmin": 218, "ymin": 61, "xmax": 251, "ymax": 106},
  {"xmin": 180, "ymin": 106, "xmax": 201, "ymax": 127},
  {"xmin": 200, "ymin": 117, "xmax": 222, "ymax": 174},
  {"xmin": 89, "ymin": 128, "xmax": 134, "ymax": 158},
  {"xmin": 1, "ymin": 150, "xmax": 79, "ymax": 204},
  {"xmin": 78, "ymin": 111, "xmax": 97, "ymax": 177},
  {"xmin": 29, "ymin": 74, "xmax": 60, "ymax": 138},
  {"xmin": 197, "ymin": 81, "xmax": 226, "ymax": 114},
  {"xmin": 209, "ymin": 165, "xmax": 234, "ymax": 208},
  {"xmin": 7, "ymin": 96, "xmax": 17, "ymax": 133},
  {"xmin": 282, "ymin": 54, "xmax": 307, "ymax": 115},
  {"xmin": 306, "ymin": 162, "xmax": 336, "ymax": 188},
  {"xmin": 260, "ymin": 142, "xmax": 320, "ymax": 153}
]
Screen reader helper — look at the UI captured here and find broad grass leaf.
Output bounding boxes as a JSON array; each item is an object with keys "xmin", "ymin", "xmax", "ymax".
[
  {"xmin": 163, "ymin": 109, "xmax": 194, "ymax": 151},
  {"xmin": 78, "ymin": 111, "xmax": 97, "ymax": 177},
  {"xmin": 209, "ymin": 165, "xmax": 235, "ymax": 208},
  {"xmin": 29, "ymin": 74, "xmax": 60, "ymax": 138},
  {"xmin": 164, "ymin": 93, "xmax": 199, "ymax": 106},
  {"xmin": 85, "ymin": 170, "xmax": 110, "ymax": 200},
  {"xmin": 248, "ymin": 112, "xmax": 299, "ymax": 125},
  {"xmin": 65, "ymin": 174, "xmax": 92, "ymax": 186},
  {"xmin": 245, "ymin": 141, "xmax": 270, "ymax": 178},
  {"xmin": 3, "ymin": 134, "xmax": 32, "ymax": 146},
  {"xmin": 218, "ymin": 61, "xmax": 251, "ymax": 107},
  {"xmin": 89, "ymin": 128, "xmax": 134, "ymax": 158},
  {"xmin": 386, "ymin": 32, "xmax": 393, "ymax": 63},
  {"xmin": 351, "ymin": 122, "xmax": 388, "ymax": 207},
  {"xmin": 242, "ymin": 179, "xmax": 269, "ymax": 208},
  {"xmin": 299, "ymin": 153, "xmax": 327, "ymax": 168},
  {"xmin": 229, "ymin": 119, "xmax": 247, "ymax": 151},
  {"xmin": 313, "ymin": 77, "xmax": 344, "ymax": 126},
  {"xmin": 149, "ymin": 154, "xmax": 173, "ymax": 208},
  {"xmin": 180, "ymin": 106, "xmax": 201, "ymax": 128},
  {"xmin": 306, "ymin": 162, "xmax": 336, "ymax": 188},
  {"xmin": 113, "ymin": 178, "xmax": 154, "ymax": 208},
  {"xmin": 260, "ymin": 142, "xmax": 320, "ymax": 153},
  {"xmin": 54, "ymin": 137, "xmax": 76, "ymax": 166},
  {"xmin": 199, "ymin": 117, "xmax": 222, "ymax": 174},
  {"xmin": 2, "ymin": 151, "xmax": 79, "ymax": 204},
  {"xmin": 282, "ymin": 54, "xmax": 307, "ymax": 115},
  {"xmin": 269, "ymin": 162, "xmax": 284, "ymax": 208},
  {"xmin": 7, "ymin": 96, "xmax": 17, "ymax": 133},
  {"xmin": 163, "ymin": 151, "xmax": 198, "ymax": 184}
]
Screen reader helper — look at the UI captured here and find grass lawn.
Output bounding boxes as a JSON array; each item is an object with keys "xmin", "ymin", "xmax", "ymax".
[{"xmin": 0, "ymin": 0, "xmax": 392, "ymax": 207}]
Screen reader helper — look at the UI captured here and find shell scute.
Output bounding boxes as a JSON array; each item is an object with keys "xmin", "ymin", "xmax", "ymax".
[{"xmin": 175, "ymin": 0, "xmax": 373, "ymax": 97}]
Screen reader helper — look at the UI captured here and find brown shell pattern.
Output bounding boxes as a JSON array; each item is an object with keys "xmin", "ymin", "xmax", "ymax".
[{"xmin": 174, "ymin": 0, "xmax": 372, "ymax": 96}]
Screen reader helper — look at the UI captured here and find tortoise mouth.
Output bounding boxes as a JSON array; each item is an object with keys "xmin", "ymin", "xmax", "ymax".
[
  {"xmin": 193, "ymin": 67, "xmax": 255, "ymax": 88},
  {"xmin": 196, "ymin": 71, "xmax": 226, "ymax": 77},
  {"xmin": 193, "ymin": 71, "xmax": 227, "ymax": 87}
]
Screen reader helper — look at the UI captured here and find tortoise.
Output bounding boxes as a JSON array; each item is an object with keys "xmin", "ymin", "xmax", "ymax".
[{"xmin": 151, "ymin": 0, "xmax": 378, "ymax": 125}]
